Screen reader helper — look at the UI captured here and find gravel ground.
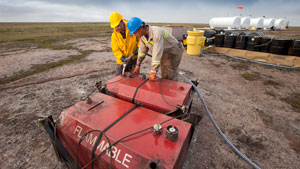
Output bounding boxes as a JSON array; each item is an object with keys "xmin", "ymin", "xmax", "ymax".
[
  {"xmin": 0, "ymin": 37, "xmax": 299, "ymax": 169},
  {"xmin": 0, "ymin": 48, "xmax": 80, "ymax": 79}
]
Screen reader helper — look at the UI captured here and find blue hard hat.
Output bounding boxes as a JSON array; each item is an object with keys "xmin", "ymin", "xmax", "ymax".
[{"xmin": 128, "ymin": 17, "xmax": 143, "ymax": 35}]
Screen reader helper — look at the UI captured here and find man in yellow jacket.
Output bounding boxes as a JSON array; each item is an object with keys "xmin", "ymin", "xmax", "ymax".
[{"xmin": 109, "ymin": 12, "xmax": 139, "ymax": 75}]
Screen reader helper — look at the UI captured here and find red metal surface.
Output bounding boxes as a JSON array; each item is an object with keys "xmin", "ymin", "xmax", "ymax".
[
  {"xmin": 105, "ymin": 75, "xmax": 193, "ymax": 114},
  {"xmin": 57, "ymin": 93, "xmax": 192, "ymax": 169}
]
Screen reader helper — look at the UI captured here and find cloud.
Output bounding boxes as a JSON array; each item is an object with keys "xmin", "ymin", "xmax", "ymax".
[
  {"xmin": 0, "ymin": 0, "xmax": 112, "ymax": 22},
  {"xmin": 0, "ymin": 0, "xmax": 299, "ymax": 25}
]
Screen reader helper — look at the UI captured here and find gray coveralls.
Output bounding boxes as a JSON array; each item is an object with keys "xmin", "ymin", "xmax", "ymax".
[{"xmin": 136, "ymin": 26, "xmax": 184, "ymax": 80}]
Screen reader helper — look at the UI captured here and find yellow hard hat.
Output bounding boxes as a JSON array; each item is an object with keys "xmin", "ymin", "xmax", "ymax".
[{"xmin": 109, "ymin": 12, "xmax": 123, "ymax": 28}]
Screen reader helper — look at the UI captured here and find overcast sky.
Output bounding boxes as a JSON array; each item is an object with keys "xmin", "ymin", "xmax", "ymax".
[{"xmin": 0, "ymin": 0, "xmax": 299, "ymax": 26}]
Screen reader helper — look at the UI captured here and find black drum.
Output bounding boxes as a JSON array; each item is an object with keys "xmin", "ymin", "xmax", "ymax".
[
  {"xmin": 215, "ymin": 29, "xmax": 231, "ymax": 36},
  {"xmin": 292, "ymin": 40, "xmax": 300, "ymax": 48},
  {"xmin": 204, "ymin": 30, "xmax": 217, "ymax": 38},
  {"xmin": 271, "ymin": 39, "xmax": 292, "ymax": 48},
  {"xmin": 249, "ymin": 32, "xmax": 264, "ymax": 37},
  {"xmin": 270, "ymin": 46, "xmax": 290, "ymax": 55},
  {"xmin": 270, "ymin": 39, "xmax": 292, "ymax": 55},
  {"xmin": 247, "ymin": 36, "xmax": 262, "ymax": 51},
  {"xmin": 290, "ymin": 48, "xmax": 300, "ymax": 56},
  {"xmin": 239, "ymin": 32, "xmax": 251, "ymax": 36},
  {"xmin": 258, "ymin": 37, "xmax": 272, "ymax": 53},
  {"xmin": 224, "ymin": 35, "xmax": 237, "ymax": 48},
  {"xmin": 235, "ymin": 35, "xmax": 248, "ymax": 49},
  {"xmin": 230, "ymin": 32, "xmax": 239, "ymax": 36},
  {"xmin": 290, "ymin": 40, "xmax": 300, "ymax": 56},
  {"xmin": 215, "ymin": 34, "xmax": 225, "ymax": 47}
]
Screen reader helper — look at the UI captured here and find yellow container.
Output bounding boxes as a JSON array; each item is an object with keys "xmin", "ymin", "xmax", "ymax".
[
  {"xmin": 187, "ymin": 30, "xmax": 206, "ymax": 55},
  {"xmin": 183, "ymin": 39, "xmax": 187, "ymax": 47},
  {"xmin": 249, "ymin": 26, "xmax": 257, "ymax": 30}
]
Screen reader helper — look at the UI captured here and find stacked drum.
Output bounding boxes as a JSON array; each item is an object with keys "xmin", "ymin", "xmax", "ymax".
[
  {"xmin": 291, "ymin": 40, "xmax": 300, "ymax": 56},
  {"xmin": 205, "ymin": 29, "xmax": 299, "ymax": 57},
  {"xmin": 247, "ymin": 36, "xmax": 262, "ymax": 51},
  {"xmin": 214, "ymin": 34, "xmax": 225, "ymax": 47},
  {"xmin": 270, "ymin": 39, "xmax": 292, "ymax": 55},
  {"xmin": 224, "ymin": 35, "xmax": 237, "ymax": 48},
  {"xmin": 258, "ymin": 37, "xmax": 272, "ymax": 53},
  {"xmin": 235, "ymin": 34, "xmax": 248, "ymax": 49}
]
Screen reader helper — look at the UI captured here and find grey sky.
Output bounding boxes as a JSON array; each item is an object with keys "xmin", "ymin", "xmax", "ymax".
[{"xmin": 0, "ymin": 0, "xmax": 299, "ymax": 26}]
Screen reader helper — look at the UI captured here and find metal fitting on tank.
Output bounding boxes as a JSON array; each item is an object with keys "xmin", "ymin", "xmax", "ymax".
[
  {"xmin": 127, "ymin": 72, "xmax": 133, "ymax": 78},
  {"xmin": 148, "ymin": 161, "xmax": 160, "ymax": 169},
  {"xmin": 152, "ymin": 124, "xmax": 162, "ymax": 136},
  {"xmin": 166, "ymin": 125, "xmax": 179, "ymax": 141},
  {"xmin": 177, "ymin": 105, "xmax": 188, "ymax": 114}
]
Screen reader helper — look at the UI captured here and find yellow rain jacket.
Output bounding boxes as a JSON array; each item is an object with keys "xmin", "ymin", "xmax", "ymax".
[{"xmin": 111, "ymin": 19, "xmax": 139, "ymax": 65}]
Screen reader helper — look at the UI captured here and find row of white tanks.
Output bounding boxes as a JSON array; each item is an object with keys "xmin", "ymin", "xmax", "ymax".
[{"xmin": 209, "ymin": 16, "xmax": 288, "ymax": 30}]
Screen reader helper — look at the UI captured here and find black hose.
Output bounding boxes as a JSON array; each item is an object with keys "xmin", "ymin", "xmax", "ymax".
[
  {"xmin": 254, "ymin": 38, "xmax": 273, "ymax": 47},
  {"xmin": 178, "ymin": 73, "xmax": 261, "ymax": 169}
]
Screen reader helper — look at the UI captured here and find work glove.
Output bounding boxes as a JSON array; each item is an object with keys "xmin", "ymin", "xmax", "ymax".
[
  {"xmin": 133, "ymin": 65, "xmax": 140, "ymax": 74},
  {"xmin": 134, "ymin": 48, "xmax": 138, "ymax": 55},
  {"xmin": 149, "ymin": 72, "xmax": 156, "ymax": 81},
  {"xmin": 121, "ymin": 56, "xmax": 127, "ymax": 63}
]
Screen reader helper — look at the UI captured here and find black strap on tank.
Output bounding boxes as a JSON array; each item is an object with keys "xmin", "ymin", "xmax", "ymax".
[
  {"xmin": 132, "ymin": 79, "xmax": 149, "ymax": 103},
  {"xmin": 90, "ymin": 102, "xmax": 141, "ymax": 169},
  {"xmin": 41, "ymin": 117, "xmax": 80, "ymax": 169}
]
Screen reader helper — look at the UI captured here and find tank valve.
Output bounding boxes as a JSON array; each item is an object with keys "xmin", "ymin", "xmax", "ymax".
[
  {"xmin": 177, "ymin": 105, "xmax": 188, "ymax": 114},
  {"xmin": 166, "ymin": 125, "xmax": 179, "ymax": 141},
  {"xmin": 127, "ymin": 72, "xmax": 133, "ymax": 78},
  {"xmin": 152, "ymin": 124, "xmax": 162, "ymax": 136}
]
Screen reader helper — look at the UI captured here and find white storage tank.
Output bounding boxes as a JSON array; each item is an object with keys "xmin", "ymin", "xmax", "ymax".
[
  {"xmin": 209, "ymin": 16, "xmax": 241, "ymax": 29},
  {"xmin": 240, "ymin": 17, "xmax": 250, "ymax": 29},
  {"xmin": 282, "ymin": 20, "xmax": 289, "ymax": 30},
  {"xmin": 263, "ymin": 18, "xmax": 275, "ymax": 29},
  {"xmin": 250, "ymin": 18, "xmax": 264, "ymax": 29},
  {"xmin": 274, "ymin": 19, "xmax": 285, "ymax": 29}
]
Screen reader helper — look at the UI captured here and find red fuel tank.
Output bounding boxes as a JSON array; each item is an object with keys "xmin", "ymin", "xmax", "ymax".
[
  {"xmin": 56, "ymin": 92, "xmax": 192, "ymax": 169},
  {"xmin": 105, "ymin": 75, "xmax": 193, "ymax": 114}
]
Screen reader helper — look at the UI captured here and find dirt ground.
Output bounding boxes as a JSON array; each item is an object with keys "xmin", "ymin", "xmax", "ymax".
[{"xmin": 0, "ymin": 35, "xmax": 300, "ymax": 169}]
